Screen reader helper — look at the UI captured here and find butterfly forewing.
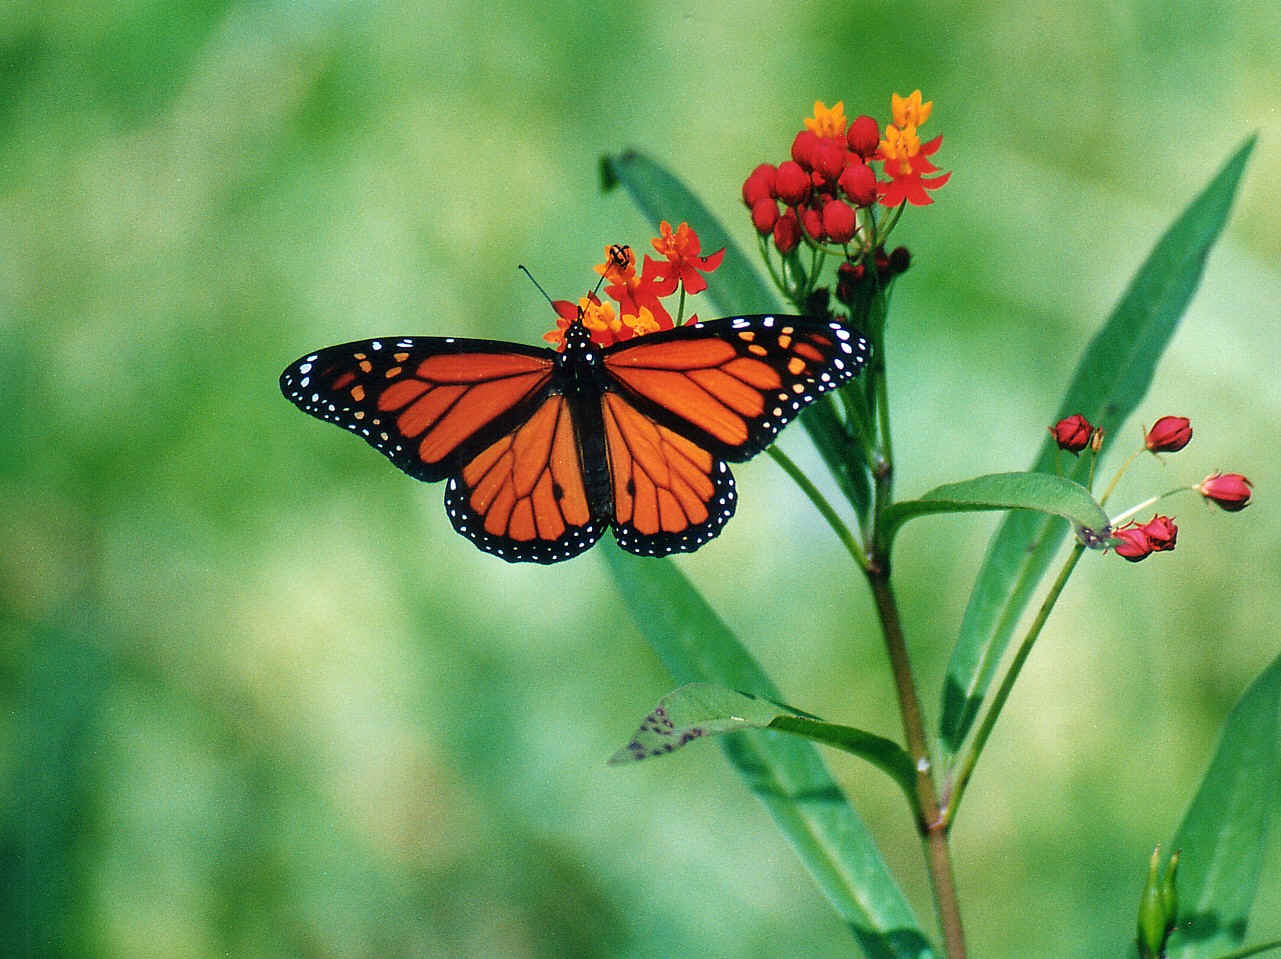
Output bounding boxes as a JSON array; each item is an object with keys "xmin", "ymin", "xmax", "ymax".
[
  {"xmin": 279, "ymin": 337, "xmax": 555, "ymax": 481},
  {"xmin": 602, "ymin": 315, "xmax": 870, "ymax": 461}
]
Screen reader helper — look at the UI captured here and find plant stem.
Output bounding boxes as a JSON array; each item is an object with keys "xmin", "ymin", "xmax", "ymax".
[
  {"xmin": 868, "ymin": 571, "xmax": 967, "ymax": 959},
  {"xmin": 944, "ymin": 541, "xmax": 1086, "ymax": 824}
]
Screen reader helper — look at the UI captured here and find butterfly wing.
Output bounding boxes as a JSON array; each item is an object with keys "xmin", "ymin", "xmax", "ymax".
[
  {"xmin": 443, "ymin": 392, "xmax": 606, "ymax": 563},
  {"xmin": 600, "ymin": 390, "xmax": 737, "ymax": 557},
  {"xmin": 279, "ymin": 336, "xmax": 557, "ymax": 481},
  {"xmin": 601, "ymin": 315, "xmax": 870, "ymax": 462},
  {"xmin": 599, "ymin": 315, "xmax": 870, "ymax": 557}
]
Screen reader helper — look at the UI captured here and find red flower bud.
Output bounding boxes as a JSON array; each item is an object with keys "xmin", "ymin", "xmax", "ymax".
[
  {"xmin": 1138, "ymin": 515, "xmax": 1178, "ymax": 552},
  {"xmin": 799, "ymin": 203, "xmax": 824, "ymax": 241},
  {"xmin": 1050, "ymin": 414, "xmax": 1094, "ymax": 454},
  {"xmin": 741, "ymin": 163, "xmax": 777, "ymax": 206},
  {"xmin": 838, "ymin": 159, "xmax": 878, "ymax": 207},
  {"xmin": 750, "ymin": 197, "xmax": 779, "ymax": 234},
  {"xmin": 775, "ymin": 161, "xmax": 811, "ymax": 206},
  {"xmin": 813, "ymin": 139, "xmax": 847, "ymax": 182},
  {"xmin": 888, "ymin": 245, "xmax": 911, "ymax": 274},
  {"xmin": 1112, "ymin": 524, "xmax": 1154, "ymax": 562},
  {"xmin": 1195, "ymin": 472, "xmax": 1253, "ymax": 511},
  {"xmin": 821, "ymin": 199, "xmax": 857, "ymax": 243},
  {"xmin": 847, "ymin": 114, "xmax": 880, "ymax": 157},
  {"xmin": 1145, "ymin": 416, "xmax": 1192, "ymax": 453},
  {"xmin": 791, "ymin": 129, "xmax": 820, "ymax": 170},
  {"xmin": 772, "ymin": 209, "xmax": 800, "ymax": 254}
]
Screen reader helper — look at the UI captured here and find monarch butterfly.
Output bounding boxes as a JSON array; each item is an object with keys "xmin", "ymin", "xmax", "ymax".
[{"xmin": 280, "ymin": 313, "xmax": 870, "ymax": 563}]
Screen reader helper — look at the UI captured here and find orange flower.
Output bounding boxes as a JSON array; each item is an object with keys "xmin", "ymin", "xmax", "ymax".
[
  {"xmin": 804, "ymin": 99, "xmax": 848, "ymax": 139},
  {"xmin": 648, "ymin": 221, "xmax": 725, "ymax": 295},
  {"xmin": 891, "ymin": 90, "xmax": 933, "ymax": 130}
]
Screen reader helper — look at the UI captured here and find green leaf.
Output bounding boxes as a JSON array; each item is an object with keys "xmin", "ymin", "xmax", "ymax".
[
  {"xmin": 1164, "ymin": 652, "xmax": 1281, "ymax": 959},
  {"xmin": 880, "ymin": 472, "xmax": 1111, "ymax": 553},
  {"xmin": 601, "ymin": 542, "xmax": 936, "ymax": 959},
  {"xmin": 610, "ymin": 683, "xmax": 918, "ymax": 812},
  {"xmin": 939, "ymin": 137, "xmax": 1256, "ymax": 757},
  {"xmin": 599, "ymin": 150, "xmax": 862, "ymax": 525}
]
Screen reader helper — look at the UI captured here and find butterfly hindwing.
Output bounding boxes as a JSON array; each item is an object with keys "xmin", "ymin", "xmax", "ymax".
[
  {"xmin": 443, "ymin": 393, "xmax": 606, "ymax": 563},
  {"xmin": 601, "ymin": 315, "xmax": 870, "ymax": 461},
  {"xmin": 600, "ymin": 391, "xmax": 737, "ymax": 557},
  {"xmin": 280, "ymin": 336, "xmax": 555, "ymax": 481}
]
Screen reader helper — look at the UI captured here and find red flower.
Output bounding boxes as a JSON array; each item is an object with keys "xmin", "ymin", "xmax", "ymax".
[
  {"xmin": 812, "ymin": 138, "xmax": 847, "ymax": 183},
  {"xmin": 878, "ymin": 128, "xmax": 951, "ymax": 206},
  {"xmin": 1195, "ymin": 472, "xmax": 1253, "ymax": 512},
  {"xmin": 772, "ymin": 209, "xmax": 800, "ymax": 254},
  {"xmin": 1138, "ymin": 515, "xmax": 1178, "ymax": 552},
  {"xmin": 791, "ymin": 130, "xmax": 821, "ymax": 170},
  {"xmin": 1050, "ymin": 414, "xmax": 1094, "ymax": 454},
  {"xmin": 847, "ymin": 114, "xmax": 880, "ymax": 157},
  {"xmin": 775, "ymin": 161, "xmax": 810, "ymax": 205},
  {"xmin": 821, "ymin": 200, "xmax": 857, "ymax": 243},
  {"xmin": 741, "ymin": 163, "xmax": 777, "ymax": 206},
  {"xmin": 838, "ymin": 160, "xmax": 878, "ymax": 207},
  {"xmin": 1112, "ymin": 524, "xmax": 1153, "ymax": 562},
  {"xmin": 647, "ymin": 221, "xmax": 725, "ymax": 296},
  {"xmin": 750, "ymin": 197, "xmax": 779, "ymax": 234},
  {"xmin": 1145, "ymin": 416, "xmax": 1192, "ymax": 453}
]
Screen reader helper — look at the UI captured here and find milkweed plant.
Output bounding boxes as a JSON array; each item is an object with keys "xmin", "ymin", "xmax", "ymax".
[{"xmin": 592, "ymin": 94, "xmax": 1274, "ymax": 959}]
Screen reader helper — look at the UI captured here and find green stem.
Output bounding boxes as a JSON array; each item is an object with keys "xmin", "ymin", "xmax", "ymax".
[
  {"xmin": 767, "ymin": 446, "xmax": 867, "ymax": 570},
  {"xmin": 944, "ymin": 541, "xmax": 1086, "ymax": 825},
  {"xmin": 868, "ymin": 572, "xmax": 967, "ymax": 959},
  {"xmin": 1208, "ymin": 939, "xmax": 1281, "ymax": 959}
]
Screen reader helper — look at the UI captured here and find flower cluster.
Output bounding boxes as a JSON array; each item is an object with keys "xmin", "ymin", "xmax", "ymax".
[
  {"xmin": 543, "ymin": 221, "xmax": 724, "ymax": 349},
  {"xmin": 741, "ymin": 92, "xmax": 950, "ymax": 256},
  {"xmin": 1048, "ymin": 413, "xmax": 1254, "ymax": 563}
]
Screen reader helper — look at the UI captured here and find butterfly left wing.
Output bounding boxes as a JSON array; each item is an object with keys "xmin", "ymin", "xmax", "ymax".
[
  {"xmin": 601, "ymin": 315, "xmax": 870, "ymax": 462},
  {"xmin": 279, "ymin": 336, "xmax": 556, "ymax": 481}
]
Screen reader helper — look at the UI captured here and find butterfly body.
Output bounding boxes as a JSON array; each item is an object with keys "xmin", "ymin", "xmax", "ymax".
[{"xmin": 281, "ymin": 314, "xmax": 869, "ymax": 563}]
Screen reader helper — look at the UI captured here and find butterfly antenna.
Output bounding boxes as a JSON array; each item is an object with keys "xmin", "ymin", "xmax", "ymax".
[{"xmin": 517, "ymin": 264, "xmax": 558, "ymax": 313}]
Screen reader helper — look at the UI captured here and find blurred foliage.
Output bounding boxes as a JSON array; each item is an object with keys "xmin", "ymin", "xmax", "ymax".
[{"xmin": 3, "ymin": 1, "xmax": 1279, "ymax": 957}]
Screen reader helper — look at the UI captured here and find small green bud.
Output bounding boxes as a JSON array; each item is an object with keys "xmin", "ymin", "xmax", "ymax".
[
  {"xmin": 1137, "ymin": 846, "xmax": 1166, "ymax": 959},
  {"xmin": 1160, "ymin": 849, "xmax": 1180, "ymax": 936}
]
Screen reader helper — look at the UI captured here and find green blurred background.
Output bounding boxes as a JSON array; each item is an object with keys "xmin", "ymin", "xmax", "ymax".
[{"xmin": 5, "ymin": 1, "xmax": 1279, "ymax": 956}]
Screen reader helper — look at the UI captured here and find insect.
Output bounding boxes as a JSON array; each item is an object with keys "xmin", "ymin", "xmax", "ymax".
[{"xmin": 280, "ymin": 313, "xmax": 870, "ymax": 563}]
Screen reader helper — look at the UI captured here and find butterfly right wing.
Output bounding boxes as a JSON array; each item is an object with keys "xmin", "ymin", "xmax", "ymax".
[
  {"xmin": 443, "ymin": 392, "xmax": 606, "ymax": 563},
  {"xmin": 280, "ymin": 336, "xmax": 557, "ymax": 482}
]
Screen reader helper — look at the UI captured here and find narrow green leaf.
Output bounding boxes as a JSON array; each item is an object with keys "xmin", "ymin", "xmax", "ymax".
[
  {"xmin": 1165, "ymin": 652, "xmax": 1281, "ymax": 959},
  {"xmin": 939, "ymin": 137, "xmax": 1256, "ymax": 756},
  {"xmin": 600, "ymin": 150, "xmax": 858, "ymax": 521},
  {"xmin": 610, "ymin": 683, "xmax": 918, "ymax": 810},
  {"xmin": 601, "ymin": 542, "xmax": 936, "ymax": 959},
  {"xmin": 880, "ymin": 472, "xmax": 1111, "ymax": 552}
]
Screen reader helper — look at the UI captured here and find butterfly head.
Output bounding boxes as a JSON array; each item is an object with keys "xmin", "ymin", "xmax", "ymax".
[{"xmin": 560, "ymin": 312, "xmax": 595, "ymax": 357}]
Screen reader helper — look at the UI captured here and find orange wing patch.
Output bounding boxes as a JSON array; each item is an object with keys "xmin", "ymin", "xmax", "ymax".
[
  {"xmin": 601, "ymin": 392, "xmax": 736, "ymax": 556},
  {"xmin": 603, "ymin": 319, "xmax": 854, "ymax": 459},
  {"xmin": 445, "ymin": 395, "xmax": 603, "ymax": 562}
]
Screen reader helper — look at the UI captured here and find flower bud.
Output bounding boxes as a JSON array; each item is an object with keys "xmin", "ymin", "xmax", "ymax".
[
  {"xmin": 1195, "ymin": 472, "xmax": 1253, "ymax": 511},
  {"xmin": 838, "ymin": 159, "xmax": 879, "ymax": 207},
  {"xmin": 750, "ymin": 197, "xmax": 779, "ymax": 234},
  {"xmin": 772, "ymin": 209, "xmax": 800, "ymax": 254},
  {"xmin": 741, "ymin": 163, "xmax": 777, "ymax": 206},
  {"xmin": 1050, "ymin": 414, "xmax": 1094, "ymax": 454},
  {"xmin": 799, "ymin": 203, "xmax": 823, "ymax": 241},
  {"xmin": 775, "ymin": 161, "xmax": 811, "ymax": 206},
  {"xmin": 1137, "ymin": 847, "xmax": 1166, "ymax": 959},
  {"xmin": 1145, "ymin": 415, "xmax": 1192, "ymax": 453},
  {"xmin": 790, "ymin": 129, "xmax": 820, "ymax": 170},
  {"xmin": 888, "ymin": 245, "xmax": 912, "ymax": 274},
  {"xmin": 821, "ymin": 200, "xmax": 857, "ymax": 243},
  {"xmin": 847, "ymin": 114, "xmax": 881, "ymax": 157},
  {"xmin": 1160, "ymin": 849, "xmax": 1180, "ymax": 937},
  {"xmin": 1112, "ymin": 524, "xmax": 1153, "ymax": 562},
  {"xmin": 813, "ymin": 138, "xmax": 847, "ymax": 182},
  {"xmin": 1138, "ymin": 515, "xmax": 1177, "ymax": 552}
]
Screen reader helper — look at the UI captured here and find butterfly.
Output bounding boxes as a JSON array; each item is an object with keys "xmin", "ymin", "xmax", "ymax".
[{"xmin": 280, "ymin": 313, "xmax": 870, "ymax": 563}]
